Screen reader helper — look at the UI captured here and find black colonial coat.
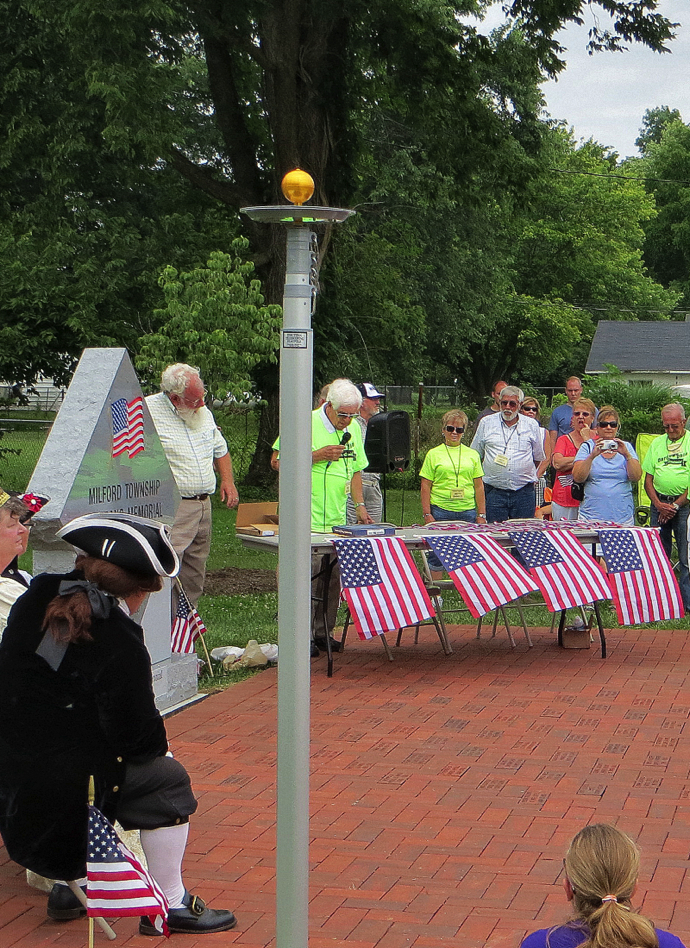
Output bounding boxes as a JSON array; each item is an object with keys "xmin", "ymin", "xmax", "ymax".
[{"xmin": 0, "ymin": 570, "xmax": 168, "ymax": 880}]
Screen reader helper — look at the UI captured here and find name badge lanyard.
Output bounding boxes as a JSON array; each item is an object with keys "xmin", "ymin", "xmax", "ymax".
[
  {"xmin": 444, "ymin": 443, "xmax": 462, "ymax": 495},
  {"xmin": 501, "ymin": 420, "xmax": 518, "ymax": 453}
]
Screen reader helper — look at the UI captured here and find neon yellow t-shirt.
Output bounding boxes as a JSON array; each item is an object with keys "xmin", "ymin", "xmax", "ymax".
[
  {"xmin": 273, "ymin": 407, "xmax": 368, "ymax": 531},
  {"xmin": 419, "ymin": 443, "xmax": 484, "ymax": 512},
  {"xmin": 641, "ymin": 431, "xmax": 690, "ymax": 497}
]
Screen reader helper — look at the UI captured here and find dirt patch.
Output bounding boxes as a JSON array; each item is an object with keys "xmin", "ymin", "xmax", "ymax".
[{"xmin": 204, "ymin": 567, "xmax": 277, "ymax": 597}]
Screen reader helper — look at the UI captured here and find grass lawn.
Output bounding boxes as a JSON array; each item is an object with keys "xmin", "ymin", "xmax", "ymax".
[{"xmin": 6, "ymin": 418, "xmax": 687, "ymax": 690}]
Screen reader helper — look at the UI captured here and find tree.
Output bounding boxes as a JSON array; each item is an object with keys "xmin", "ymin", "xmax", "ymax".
[
  {"xmin": 135, "ymin": 241, "xmax": 282, "ymax": 400},
  {"xmin": 636, "ymin": 113, "xmax": 690, "ymax": 310},
  {"xmin": 636, "ymin": 106, "xmax": 683, "ymax": 155},
  {"xmin": 2, "ymin": 0, "xmax": 677, "ymax": 477}
]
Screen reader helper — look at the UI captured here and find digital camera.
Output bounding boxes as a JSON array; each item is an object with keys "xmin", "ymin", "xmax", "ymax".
[{"xmin": 600, "ymin": 439, "xmax": 618, "ymax": 451}]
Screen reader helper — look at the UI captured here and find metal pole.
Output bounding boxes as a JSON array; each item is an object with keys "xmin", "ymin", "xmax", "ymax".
[{"xmin": 276, "ymin": 225, "xmax": 315, "ymax": 948}]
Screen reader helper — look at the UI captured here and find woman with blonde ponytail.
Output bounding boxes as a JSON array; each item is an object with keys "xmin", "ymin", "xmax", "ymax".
[{"xmin": 521, "ymin": 824, "xmax": 685, "ymax": 947}]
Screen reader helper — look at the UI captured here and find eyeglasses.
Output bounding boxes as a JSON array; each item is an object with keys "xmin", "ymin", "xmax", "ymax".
[
  {"xmin": 444, "ymin": 425, "xmax": 465, "ymax": 434},
  {"xmin": 336, "ymin": 411, "xmax": 358, "ymax": 419},
  {"xmin": 522, "ymin": 405, "xmax": 538, "ymax": 413},
  {"xmin": 573, "ymin": 411, "xmax": 591, "ymax": 417},
  {"xmin": 598, "ymin": 421, "xmax": 618, "ymax": 428},
  {"xmin": 663, "ymin": 423, "xmax": 684, "ymax": 430},
  {"xmin": 500, "ymin": 400, "xmax": 519, "ymax": 408}
]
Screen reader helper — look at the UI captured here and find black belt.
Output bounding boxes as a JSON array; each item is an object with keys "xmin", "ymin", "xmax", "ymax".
[
  {"xmin": 658, "ymin": 493, "xmax": 682, "ymax": 504},
  {"xmin": 182, "ymin": 493, "xmax": 210, "ymax": 501}
]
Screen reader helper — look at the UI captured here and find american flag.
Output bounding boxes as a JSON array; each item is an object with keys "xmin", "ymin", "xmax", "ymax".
[
  {"xmin": 424, "ymin": 533, "xmax": 538, "ymax": 618},
  {"xmin": 509, "ymin": 528, "xmax": 610, "ymax": 612},
  {"xmin": 87, "ymin": 805, "xmax": 169, "ymax": 935},
  {"xmin": 111, "ymin": 397, "xmax": 145, "ymax": 459},
  {"xmin": 333, "ymin": 536, "xmax": 434, "ymax": 639},
  {"xmin": 599, "ymin": 527, "xmax": 684, "ymax": 625},
  {"xmin": 171, "ymin": 584, "xmax": 207, "ymax": 653}
]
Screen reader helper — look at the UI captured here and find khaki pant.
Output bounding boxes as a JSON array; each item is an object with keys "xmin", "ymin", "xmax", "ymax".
[{"xmin": 171, "ymin": 498, "xmax": 212, "ymax": 606}]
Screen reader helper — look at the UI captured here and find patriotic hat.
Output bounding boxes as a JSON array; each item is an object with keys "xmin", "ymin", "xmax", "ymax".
[
  {"xmin": 356, "ymin": 382, "xmax": 385, "ymax": 399},
  {"xmin": 57, "ymin": 513, "xmax": 179, "ymax": 578}
]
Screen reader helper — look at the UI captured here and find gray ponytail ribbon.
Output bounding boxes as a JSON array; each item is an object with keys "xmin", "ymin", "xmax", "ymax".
[{"xmin": 58, "ymin": 580, "xmax": 115, "ymax": 619}]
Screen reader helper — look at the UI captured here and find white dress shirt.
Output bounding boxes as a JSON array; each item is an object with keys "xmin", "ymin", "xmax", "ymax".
[
  {"xmin": 471, "ymin": 413, "xmax": 545, "ymax": 490},
  {"xmin": 146, "ymin": 392, "xmax": 228, "ymax": 496}
]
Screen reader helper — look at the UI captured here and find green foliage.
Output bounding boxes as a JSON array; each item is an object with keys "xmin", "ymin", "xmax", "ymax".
[
  {"xmin": 581, "ymin": 366, "xmax": 690, "ymax": 446},
  {"xmin": 136, "ymin": 241, "xmax": 282, "ymax": 401},
  {"xmin": 635, "ymin": 113, "xmax": 690, "ymax": 309}
]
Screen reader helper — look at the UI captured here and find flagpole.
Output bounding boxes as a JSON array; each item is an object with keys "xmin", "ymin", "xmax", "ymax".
[{"xmin": 241, "ymin": 178, "xmax": 354, "ymax": 948}]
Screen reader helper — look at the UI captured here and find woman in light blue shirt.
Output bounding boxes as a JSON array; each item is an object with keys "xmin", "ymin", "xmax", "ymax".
[{"xmin": 572, "ymin": 405, "xmax": 641, "ymax": 525}]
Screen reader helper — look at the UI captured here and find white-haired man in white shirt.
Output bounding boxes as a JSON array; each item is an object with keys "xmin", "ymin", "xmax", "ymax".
[{"xmin": 146, "ymin": 364, "xmax": 238, "ymax": 604}]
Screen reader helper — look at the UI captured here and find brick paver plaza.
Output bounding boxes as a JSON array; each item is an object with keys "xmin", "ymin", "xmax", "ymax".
[{"xmin": 2, "ymin": 621, "xmax": 690, "ymax": 947}]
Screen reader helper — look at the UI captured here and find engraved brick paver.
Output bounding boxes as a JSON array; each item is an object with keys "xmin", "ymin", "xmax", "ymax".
[{"xmin": 3, "ymin": 622, "xmax": 690, "ymax": 946}]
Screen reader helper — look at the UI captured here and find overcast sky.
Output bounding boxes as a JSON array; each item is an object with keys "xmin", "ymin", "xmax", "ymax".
[{"xmin": 479, "ymin": 0, "xmax": 689, "ymax": 160}]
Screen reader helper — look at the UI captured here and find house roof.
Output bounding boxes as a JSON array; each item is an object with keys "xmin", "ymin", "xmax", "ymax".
[{"xmin": 586, "ymin": 320, "xmax": 690, "ymax": 373}]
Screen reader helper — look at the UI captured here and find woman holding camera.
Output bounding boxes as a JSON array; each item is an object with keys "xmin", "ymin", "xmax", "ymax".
[{"xmin": 571, "ymin": 405, "xmax": 641, "ymax": 526}]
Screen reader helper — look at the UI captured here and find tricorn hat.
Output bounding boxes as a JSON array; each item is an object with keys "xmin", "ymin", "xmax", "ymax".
[{"xmin": 57, "ymin": 513, "xmax": 179, "ymax": 578}]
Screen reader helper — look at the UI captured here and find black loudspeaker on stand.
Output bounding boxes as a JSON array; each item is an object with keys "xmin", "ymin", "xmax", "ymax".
[{"xmin": 364, "ymin": 411, "xmax": 411, "ymax": 474}]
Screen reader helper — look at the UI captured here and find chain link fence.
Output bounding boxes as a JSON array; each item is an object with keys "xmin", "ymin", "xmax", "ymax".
[{"xmin": 0, "ymin": 418, "xmax": 54, "ymax": 491}]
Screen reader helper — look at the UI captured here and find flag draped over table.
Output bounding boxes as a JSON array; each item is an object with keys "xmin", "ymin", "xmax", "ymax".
[
  {"xmin": 171, "ymin": 584, "xmax": 207, "ymax": 653},
  {"xmin": 509, "ymin": 528, "xmax": 610, "ymax": 612},
  {"xmin": 87, "ymin": 805, "xmax": 169, "ymax": 935},
  {"xmin": 333, "ymin": 536, "xmax": 434, "ymax": 639},
  {"xmin": 111, "ymin": 396, "xmax": 145, "ymax": 459},
  {"xmin": 424, "ymin": 533, "xmax": 538, "ymax": 618},
  {"xmin": 599, "ymin": 527, "xmax": 683, "ymax": 625}
]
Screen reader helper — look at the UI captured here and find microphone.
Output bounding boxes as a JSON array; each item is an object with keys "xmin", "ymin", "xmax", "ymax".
[{"xmin": 326, "ymin": 430, "xmax": 352, "ymax": 470}]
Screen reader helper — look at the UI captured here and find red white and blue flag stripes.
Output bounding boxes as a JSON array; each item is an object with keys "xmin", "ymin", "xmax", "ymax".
[
  {"xmin": 509, "ymin": 528, "xmax": 610, "ymax": 612},
  {"xmin": 423, "ymin": 533, "xmax": 538, "ymax": 618},
  {"xmin": 111, "ymin": 396, "xmax": 145, "ymax": 459},
  {"xmin": 333, "ymin": 536, "xmax": 434, "ymax": 639},
  {"xmin": 599, "ymin": 527, "xmax": 683, "ymax": 625},
  {"xmin": 87, "ymin": 805, "xmax": 169, "ymax": 935}
]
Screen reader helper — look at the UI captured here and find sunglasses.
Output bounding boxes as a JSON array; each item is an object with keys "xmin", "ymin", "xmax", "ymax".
[
  {"xmin": 522, "ymin": 405, "xmax": 538, "ymax": 413},
  {"xmin": 336, "ymin": 411, "xmax": 358, "ymax": 419},
  {"xmin": 444, "ymin": 425, "xmax": 465, "ymax": 434},
  {"xmin": 598, "ymin": 421, "xmax": 618, "ymax": 428},
  {"xmin": 573, "ymin": 411, "xmax": 591, "ymax": 417},
  {"xmin": 500, "ymin": 400, "xmax": 519, "ymax": 408}
]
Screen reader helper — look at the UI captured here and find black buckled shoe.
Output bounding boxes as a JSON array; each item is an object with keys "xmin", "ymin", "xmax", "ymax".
[
  {"xmin": 47, "ymin": 883, "xmax": 87, "ymax": 920},
  {"xmin": 139, "ymin": 890, "xmax": 237, "ymax": 936}
]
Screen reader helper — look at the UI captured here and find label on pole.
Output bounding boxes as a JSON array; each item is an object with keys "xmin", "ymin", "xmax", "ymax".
[{"xmin": 282, "ymin": 331, "xmax": 309, "ymax": 349}]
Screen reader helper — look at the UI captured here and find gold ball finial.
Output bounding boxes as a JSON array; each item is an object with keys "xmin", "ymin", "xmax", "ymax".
[{"xmin": 281, "ymin": 168, "xmax": 315, "ymax": 206}]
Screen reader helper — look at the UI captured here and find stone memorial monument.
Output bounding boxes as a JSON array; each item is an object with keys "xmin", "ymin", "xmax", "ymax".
[{"xmin": 28, "ymin": 347, "xmax": 198, "ymax": 712}]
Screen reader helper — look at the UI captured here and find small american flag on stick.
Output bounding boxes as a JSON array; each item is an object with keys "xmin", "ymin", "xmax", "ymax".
[
  {"xmin": 171, "ymin": 584, "xmax": 207, "ymax": 653},
  {"xmin": 87, "ymin": 805, "xmax": 169, "ymax": 935},
  {"xmin": 111, "ymin": 396, "xmax": 145, "ymax": 459}
]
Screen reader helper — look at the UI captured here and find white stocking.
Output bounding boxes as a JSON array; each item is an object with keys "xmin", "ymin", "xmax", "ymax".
[{"xmin": 139, "ymin": 823, "xmax": 189, "ymax": 909}]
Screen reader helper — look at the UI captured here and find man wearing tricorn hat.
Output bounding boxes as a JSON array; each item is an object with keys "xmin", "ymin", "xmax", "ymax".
[{"xmin": 0, "ymin": 512, "xmax": 237, "ymax": 935}]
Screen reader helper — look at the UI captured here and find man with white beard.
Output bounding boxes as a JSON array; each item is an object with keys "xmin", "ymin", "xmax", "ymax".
[
  {"xmin": 471, "ymin": 385, "xmax": 545, "ymax": 522},
  {"xmin": 146, "ymin": 364, "xmax": 239, "ymax": 604}
]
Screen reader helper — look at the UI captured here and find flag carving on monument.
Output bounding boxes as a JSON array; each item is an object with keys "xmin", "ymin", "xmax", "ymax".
[
  {"xmin": 171, "ymin": 584, "xmax": 207, "ymax": 653},
  {"xmin": 111, "ymin": 396, "xmax": 145, "ymax": 459},
  {"xmin": 87, "ymin": 805, "xmax": 169, "ymax": 935},
  {"xmin": 509, "ymin": 528, "xmax": 610, "ymax": 612},
  {"xmin": 333, "ymin": 536, "xmax": 434, "ymax": 639},
  {"xmin": 599, "ymin": 527, "xmax": 683, "ymax": 625},
  {"xmin": 424, "ymin": 533, "xmax": 538, "ymax": 618}
]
